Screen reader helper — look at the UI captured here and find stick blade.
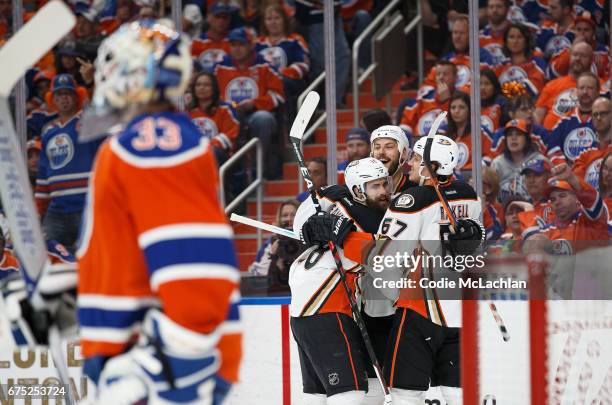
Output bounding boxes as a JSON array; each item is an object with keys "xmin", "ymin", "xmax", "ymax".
[
  {"xmin": 0, "ymin": 0, "xmax": 76, "ymax": 96},
  {"xmin": 290, "ymin": 91, "xmax": 320, "ymax": 141},
  {"xmin": 426, "ymin": 111, "xmax": 447, "ymax": 140}
]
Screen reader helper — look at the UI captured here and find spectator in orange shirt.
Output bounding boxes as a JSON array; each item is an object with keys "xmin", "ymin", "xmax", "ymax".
[
  {"xmin": 495, "ymin": 23, "xmax": 547, "ymax": 96},
  {"xmin": 400, "ymin": 61, "xmax": 460, "ymax": 137},
  {"xmin": 518, "ymin": 156, "xmax": 555, "ymax": 239},
  {"xmin": 535, "ymin": 41, "xmax": 594, "ymax": 130},
  {"xmin": 531, "ymin": 163, "xmax": 609, "ymax": 252},
  {"xmin": 480, "ymin": 69, "xmax": 504, "ymax": 134},
  {"xmin": 192, "ymin": 2, "xmax": 235, "ymax": 72},
  {"xmin": 188, "ymin": 72, "xmax": 240, "ymax": 165},
  {"xmin": 573, "ymin": 97, "xmax": 612, "ymax": 187},
  {"xmin": 215, "ymin": 27, "xmax": 285, "ymax": 179}
]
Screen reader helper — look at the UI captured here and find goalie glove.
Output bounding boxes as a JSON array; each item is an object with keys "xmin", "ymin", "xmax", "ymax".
[
  {"xmin": 1, "ymin": 261, "xmax": 77, "ymax": 346},
  {"xmin": 301, "ymin": 212, "xmax": 356, "ymax": 248},
  {"xmin": 444, "ymin": 218, "xmax": 485, "ymax": 256}
]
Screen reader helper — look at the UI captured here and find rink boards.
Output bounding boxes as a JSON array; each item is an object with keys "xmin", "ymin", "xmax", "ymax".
[{"xmin": 0, "ymin": 297, "xmax": 610, "ymax": 404}]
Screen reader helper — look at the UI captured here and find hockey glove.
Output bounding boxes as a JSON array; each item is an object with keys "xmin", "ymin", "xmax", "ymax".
[
  {"xmin": 301, "ymin": 212, "xmax": 356, "ymax": 247},
  {"xmin": 446, "ymin": 218, "xmax": 485, "ymax": 256}
]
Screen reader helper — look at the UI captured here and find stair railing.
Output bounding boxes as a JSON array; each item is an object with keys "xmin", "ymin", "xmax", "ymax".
[
  {"xmin": 352, "ymin": 0, "xmax": 423, "ymax": 127},
  {"xmin": 219, "ymin": 137, "xmax": 263, "ymax": 249}
]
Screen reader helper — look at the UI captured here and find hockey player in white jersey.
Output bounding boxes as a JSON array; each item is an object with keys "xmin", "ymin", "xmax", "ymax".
[
  {"xmin": 301, "ymin": 135, "xmax": 484, "ymax": 405},
  {"xmin": 290, "ymin": 157, "xmax": 392, "ymax": 405}
]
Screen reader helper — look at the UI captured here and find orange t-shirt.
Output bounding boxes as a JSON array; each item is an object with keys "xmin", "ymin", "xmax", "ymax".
[{"xmin": 536, "ymin": 75, "xmax": 577, "ymax": 130}]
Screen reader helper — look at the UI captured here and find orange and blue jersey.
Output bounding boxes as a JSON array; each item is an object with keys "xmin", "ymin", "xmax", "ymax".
[
  {"xmin": 539, "ymin": 179, "xmax": 609, "ymax": 252},
  {"xmin": 214, "ymin": 53, "xmax": 285, "ymax": 111},
  {"xmin": 191, "ymin": 32, "xmax": 232, "ymax": 72},
  {"xmin": 494, "ymin": 57, "xmax": 548, "ymax": 97},
  {"xmin": 537, "ymin": 19, "xmax": 575, "ymax": 59},
  {"xmin": 423, "ymin": 49, "xmax": 495, "ymax": 88},
  {"xmin": 519, "ymin": 199, "xmax": 555, "ymax": 239},
  {"xmin": 77, "ymin": 110, "xmax": 241, "ymax": 384},
  {"xmin": 535, "ymin": 75, "xmax": 577, "ymax": 130},
  {"xmin": 573, "ymin": 145, "xmax": 612, "ymax": 188},
  {"xmin": 189, "ymin": 102, "xmax": 240, "ymax": 152},
  {"xmin": 479, "ymin": 24, "xmax": 510, "ymax": 66},
  {"xmin": 35, "ymin": 114, "xmax": 103, "ymax": 216},
  {"xmin": 255, "ymin": 33, "xmax": 310, "ymax": 80},
  {"xmin": 548, "ymin": 108, "xmax": 597, "ymax": 162}
]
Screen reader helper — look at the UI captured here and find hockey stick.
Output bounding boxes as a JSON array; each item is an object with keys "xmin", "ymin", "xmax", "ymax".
[
  {"xmin": 0, "ymin": 2, "xmax": 78, "ymax": 403},
  {"xmin": 290, "ymin": 91, "xmax": 393, "ymax": 404},
  {"xmin": 423, "ymin": 112, "xmax": 510, "ymax": 342},
  {"xmin": 230, "ymin": 213, "xmax": 300, "ymax": 240}
]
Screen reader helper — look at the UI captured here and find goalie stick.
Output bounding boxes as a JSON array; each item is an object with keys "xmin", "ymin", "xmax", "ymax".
[
  {"xmin": 290, "ymin": 91, "xmax": 393, "ymax": 404},
  {"xmin": 423, "ymin": 112, "xmax": 510, "ymax": 342},
  {"xmin": 0, "ymin": 2, "xmax": 77, "ymax": 403}
]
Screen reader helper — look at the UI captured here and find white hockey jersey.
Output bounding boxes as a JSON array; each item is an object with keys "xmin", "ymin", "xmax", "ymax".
[
  {"xmin": 289, "ymin": 186, "xmax": 385, "ymax": 318},
  {"xmin": 343, "ymin": 181, "xmax": 482, "ymax": 327}
]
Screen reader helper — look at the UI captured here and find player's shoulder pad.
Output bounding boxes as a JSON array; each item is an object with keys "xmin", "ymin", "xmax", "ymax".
[
  {"xmin": 112, "ymin": 111, "xmax": 209, "ymax": 167},
  {"xmin": 317, "ymin": 184, "xmax": 351, "ymax": 202},
  {"xmin": 389, "ymin": 187, "xmax": 437, "ymax": 212}
]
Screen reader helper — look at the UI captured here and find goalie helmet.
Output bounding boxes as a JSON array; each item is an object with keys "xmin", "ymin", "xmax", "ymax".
[
  {"xmin": 413, "ymin": 135, "xmax": 459, "ymax": 176},
  {"xmin": 370, "ymin": 125, "xmax": 410, "ymax": 166},
  {"xmin": 345, "ymin": 158, "xmax": 390, "ymax": 204},
  {"xmin": 92, "ymin": 19, "xmax": 192, "ymax": 110}
]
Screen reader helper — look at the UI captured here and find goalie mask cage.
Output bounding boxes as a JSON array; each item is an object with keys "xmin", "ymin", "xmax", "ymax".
[{"xmin": 461, "ymin": 254, "xmax": 612, "ymax": 405}]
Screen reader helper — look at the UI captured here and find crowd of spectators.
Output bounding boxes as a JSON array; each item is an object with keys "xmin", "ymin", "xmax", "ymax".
[{"xmin": 0, "ymin": 0, "xmax": 611, "ymax": 266}]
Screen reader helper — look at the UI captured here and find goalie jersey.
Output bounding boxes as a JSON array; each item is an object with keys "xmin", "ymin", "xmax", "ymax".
[
  {"xmin": 77, "ymin": 111, "xmax": 241, "ymax": 384},
  {"xmin": 289, "ymin": 185, "xmax": 384, "ymax": 318},
  {"xmin": 343, "ymin": 181, "xmax": 481, "ymax": 327}
]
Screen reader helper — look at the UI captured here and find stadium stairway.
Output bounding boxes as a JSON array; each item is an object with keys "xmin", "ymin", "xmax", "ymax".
[{"xmin": 233, "ymin": 78, "xmax": 416, "ymax": 271}]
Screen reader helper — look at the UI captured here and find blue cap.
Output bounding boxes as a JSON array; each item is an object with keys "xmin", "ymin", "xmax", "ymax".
[
  {"xmin": 520, "ymin": 157, "xmax": 551, "ymax": 175},
  {"xmin": 51, "ymin": 74, "xmax": 77, "ymax": 94},
  {"xmin": 345, "ymin": 128, "xmax": 370, "ymax": 143},
  {"xmin": 210, "ymin": 2, "xmax": 235, "ymax": 16},
  {"xmin": 228, "ymin": 27, "xmax": 253, "ymax": 44}
]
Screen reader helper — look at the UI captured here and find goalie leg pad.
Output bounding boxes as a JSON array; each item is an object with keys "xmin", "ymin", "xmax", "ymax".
[{"xmin": 303, "ymin": 393, "xmax": 327, "ymax": 405}]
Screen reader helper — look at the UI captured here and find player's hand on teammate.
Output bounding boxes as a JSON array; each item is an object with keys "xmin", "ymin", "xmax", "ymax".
[
  {"xmin": 301, "ymin": 212, "xmax": 356, "ymax": 248},
  {"xmin": 445, "ymin": 218, "xmax": 485, "ymax": 256}
]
